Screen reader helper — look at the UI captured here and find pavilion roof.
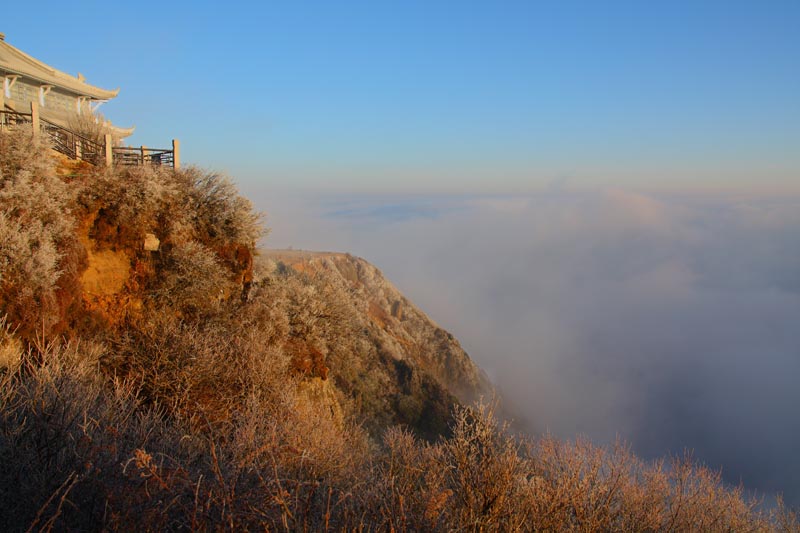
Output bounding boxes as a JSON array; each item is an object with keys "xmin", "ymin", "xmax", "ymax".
[{"xmin": 0, "ymin": 36, "xmax": 119, "ymax": 100}]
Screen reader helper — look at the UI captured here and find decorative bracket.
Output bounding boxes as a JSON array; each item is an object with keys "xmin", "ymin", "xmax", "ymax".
[
  {"xmin": 3, "ymin": 75, "xmax": 20, "ymax": 98},
  {"xmin": 39, "ymin": 85, "xmax": 53, "ymax": 106}
]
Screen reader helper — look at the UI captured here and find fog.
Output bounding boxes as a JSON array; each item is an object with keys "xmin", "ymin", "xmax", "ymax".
[{"xmin": 245, "ymin": 184, "xmax": 800, "ymax": 502}]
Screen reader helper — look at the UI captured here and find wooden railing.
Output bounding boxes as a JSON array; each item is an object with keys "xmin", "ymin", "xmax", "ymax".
[
  {"xmin": 1, "ymin": 104, "xmax": 179, "ymax": 169},
  {"xmin": 0, "ymin": 108, "xmax": 32, "ymax": 127},
  {"xmin": 112, "ymin": 145, "xmax": 175, "ymax": 167},
  {"xmin": 40, "ymin": 117, "xmax": 106, "ymax": 166}
]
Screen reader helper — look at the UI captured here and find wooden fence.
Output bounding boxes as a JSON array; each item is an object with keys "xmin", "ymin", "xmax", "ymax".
[{"xmin": 0, "ymin": 102, "xmax": 179, "ymax": 169}]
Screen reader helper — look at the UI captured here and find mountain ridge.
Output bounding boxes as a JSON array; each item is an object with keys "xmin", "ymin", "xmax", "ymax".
[{"xmin": 261, "ymin": 249, "xmax": 493, "ymax": 405}]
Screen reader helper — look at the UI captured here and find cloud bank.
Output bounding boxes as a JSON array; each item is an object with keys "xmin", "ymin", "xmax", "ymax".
[{"xmin": 248, "ymin": 184, "xmax": 800, "ymax": 502}]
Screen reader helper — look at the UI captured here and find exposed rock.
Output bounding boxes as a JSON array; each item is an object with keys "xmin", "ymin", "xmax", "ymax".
[
  {"xmin": 80, "ymin": 249, "xmax": 131, "ymax": 295},
  {"xmin": 143, "ymin": 233, "xmax": 160, "ymax": 251}
]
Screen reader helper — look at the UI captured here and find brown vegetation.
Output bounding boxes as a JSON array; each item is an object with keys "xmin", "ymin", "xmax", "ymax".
[
  {"xmin": 1, "ymin": 345, "xmax": 797, "ymax": 530},
  {"xmin": 1, "ymin": 128, "xmax": 798, "ymax": 530}
]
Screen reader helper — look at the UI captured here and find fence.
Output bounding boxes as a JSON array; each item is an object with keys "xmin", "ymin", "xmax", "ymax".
[
  {"xmin": 0, "ymin": 102, "xmax": 179, "ymax": 169},
  {"xmin": 0, "ymin": 108, "xmax": 31, "ymax": 127},
  {"xmin": 112, "ymin": 146, "xmax": 175, "ymax": 167},
  {"xmin": 41, "ymin": 117, "xmax": 106, "ymax": 166}
]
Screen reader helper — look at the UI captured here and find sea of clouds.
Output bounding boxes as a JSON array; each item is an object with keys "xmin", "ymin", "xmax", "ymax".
[{"xmin": 247, "ymin": 184, "xmax": 800, "ymax": 503}]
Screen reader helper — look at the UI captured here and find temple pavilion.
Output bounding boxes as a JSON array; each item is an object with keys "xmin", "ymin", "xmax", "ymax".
[{"xmin": 0, "ymin": 32, "xmax": 133, "ymax": 140}]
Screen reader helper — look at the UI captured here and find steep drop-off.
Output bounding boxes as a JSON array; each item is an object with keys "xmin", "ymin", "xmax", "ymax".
[
  {"xmin": 260, "ymin": 250, "xmax": 493, "ymax": 437},
  {"xmin": 0, "ymin": 130, "xmax": 490, "ymax": 441}
]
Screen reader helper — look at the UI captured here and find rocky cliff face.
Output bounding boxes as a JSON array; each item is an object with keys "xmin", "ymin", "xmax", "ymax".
[{"xmin": 257, "ymin": 250, "xmax": 493, "ymax": 438}]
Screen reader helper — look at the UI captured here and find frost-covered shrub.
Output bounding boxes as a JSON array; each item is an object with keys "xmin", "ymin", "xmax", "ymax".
[
  {"xmin": 181, "ymin": 169, "xmax": 263, "ymax": 246},
  {"xmin": 0, "ymin": 128, "xmax": 55, "ymax": 180},
  {"xmin": 1, "ymin": 128, "xmax": 263, "ymax": 343},
  {"xmin": 80, "ymin": 164, "xmax": 183, "ymax": 246},
  {"xmin": 153, "ymin": 241, "xmax": 236, "ymax": 314},
  {"xmin": 67, "ymin": 109, "xmax": 118, "ymax": 146},
  {"xmin": 0, "ymin": 214, "xmax": 62, "ymax": 331},
  {"xmin": 79, "ymin": 165, "xmax": 263, "ymax": 251},
  {"xmin": 0, "ymin": 130, "xmax": 80, "ymax": 338}
]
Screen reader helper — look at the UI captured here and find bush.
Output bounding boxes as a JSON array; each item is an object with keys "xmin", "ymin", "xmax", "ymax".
[
  {"xmin": 0, "ymin": 130, "xmax": 82, "ymax": 340},
  {"xmin": 1, "ymin": 341, "xmax": 796, "ymax": 530},
  {"xmin": 182, "ymin": 169, "xmax": 263, "ymax": 247},
  {"xmin": 1, "ymin": 128, "xmax": 263, "ymax": 343},
  {"xmin": 151, "ymin": 241, "xmax": 236, "ymax": 315},
  {"xmin": 67, "ymin": 109, "xmax": 118, "ymax": 146}
]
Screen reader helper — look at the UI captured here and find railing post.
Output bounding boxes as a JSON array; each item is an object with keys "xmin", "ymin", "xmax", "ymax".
[
  {"xmin": 30, "ymin": 101, "xmax": 40, "ymax": 138},
  {"xmin": 172, "ymin": 139, "xmax": 180, "ymax": 169},
  {"xmin": 141, "ymin": 145, "xmax": 146, "ymax": 166},
  {"xmin": 104, "ymin": 134, "xmax": 113, "ymax": 167}
]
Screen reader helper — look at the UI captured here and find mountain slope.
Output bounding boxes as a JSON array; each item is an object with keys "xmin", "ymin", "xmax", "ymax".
[
  {"xmin": 260, "ymin": 250, "xmax": 493, "ymax": 437},
  {"xmin": 0, "ymin": 129, "xmax": 490, "ymax": 441}
]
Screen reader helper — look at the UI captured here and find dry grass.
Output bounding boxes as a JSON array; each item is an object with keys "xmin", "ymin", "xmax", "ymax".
[
  {"xmin": 1, "ymin": 321, "xmax": 798, "ymax": 530},
  {"xmin": 66, "ymin": 109, "xmax": 117, "ymax": 146}
]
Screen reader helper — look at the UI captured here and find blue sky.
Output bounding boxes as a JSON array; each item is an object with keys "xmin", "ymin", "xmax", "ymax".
[{"xmin": 7, "ymin": 1, "xmax": 800, "ymax": 192}]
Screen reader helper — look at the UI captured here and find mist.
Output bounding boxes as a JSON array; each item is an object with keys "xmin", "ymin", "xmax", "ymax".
[{"xmin": 244, "ymin": 183, "xmax": 800, "ymax": 502}]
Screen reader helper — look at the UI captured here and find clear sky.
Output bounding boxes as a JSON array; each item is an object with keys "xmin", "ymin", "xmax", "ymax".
[{"xmin": 6, "ymin": 1, "xmax": 799, "ymax": 192}]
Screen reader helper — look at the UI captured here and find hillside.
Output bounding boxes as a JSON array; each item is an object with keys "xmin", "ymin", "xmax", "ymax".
[
  {"xmin": 261, "ymin": 249, "xmax": 493, "ymax": 432},
  {"xmin": 264, "ymin": 250, "xmax": 486, "ymax": 402},
  {"xmin": 1, "ymin": 129, "xmax": 797, "ymax": 530},
  {"xmin": 0, "ymin": 129, "xmax": 488, "ymax": 439}
]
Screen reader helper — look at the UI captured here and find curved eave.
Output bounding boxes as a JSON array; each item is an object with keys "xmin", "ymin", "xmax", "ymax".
[
  {"xmin": 0, "ymin": 39, "xmax": 119, "ymax": 100},
  {"xmin": 110, "ymin": 124, "xmax": 135, "ymax": 139}
]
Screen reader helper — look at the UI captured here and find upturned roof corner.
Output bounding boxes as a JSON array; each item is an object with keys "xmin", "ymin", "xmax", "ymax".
[{"xmin": 0, "ymin": 35, "xmax": 119, "ymax": 100}]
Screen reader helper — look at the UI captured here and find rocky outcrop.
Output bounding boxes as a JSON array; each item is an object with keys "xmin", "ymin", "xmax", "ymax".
[
  {"xmin": 1, "ymin": 126, "xmax": 492, "ymax": 442},
  {"xmin": 262, "ymin": 250, "xmax": 493, "ymax": 424}
]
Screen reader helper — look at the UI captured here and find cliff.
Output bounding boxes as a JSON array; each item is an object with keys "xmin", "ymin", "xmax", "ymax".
[
  {"xmin": 0, "ymin": 129, "xmax": 490, "ymax": 441},
  {"xmin": 260, "ymin": 250, "xmax": 493, "ymax": 437}
]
